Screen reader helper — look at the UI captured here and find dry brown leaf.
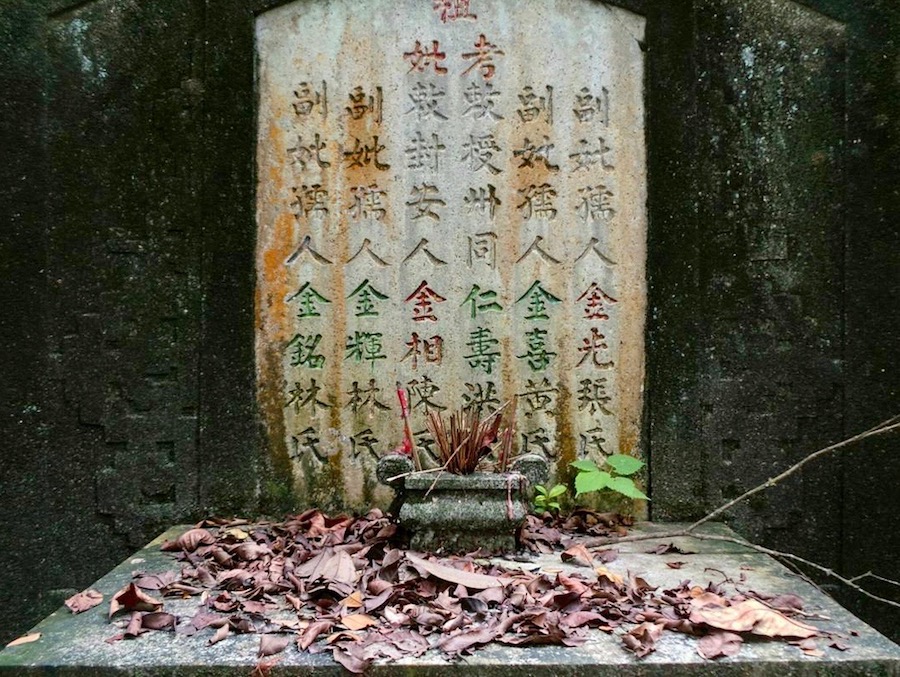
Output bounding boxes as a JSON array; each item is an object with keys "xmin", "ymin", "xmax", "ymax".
[
  {"xmin": 595, "ymin": 566, "xmax": 623, "ymax": 586},
  {"xmin": 298, "ymin": 619, "xmax": 333, "ymax": 650},
  {"xmin": 697, "ymin": 631, "xmax": 743, "ymax": 659},
  {"xmin": 332, "ymin": 646, "xmax": 371, "ymax": 674},
  {"xmin": 141, "ymin": 612, "xmax": 177, "ymax": 631},
  {"xmin": 161, "ymin": 528, "xmax": 215, "ymax": 552},
  {"xmin": 690, "ymin": 599, "xmax": 818, "ymax": 638},
  {"xmin": 342, "ymin": 590, "xmax": 364, "ymax": 609},
  {"xmin": 108, "ymin": 583, "xmax": 162, "ymax": 618},
  {"xmin": 561, "ymin": 543, "xmax": 594, "ymax": 567},
  {"xmin": 622, "ymin": 621, "xmax": 664, "ymax": 657},
  {"xmin": 438, "ymin": 625, "xmax": 500, "ymax": 655},
  {"xmin": 258, "ymin": 634, "xmax": 293, "ymax": 657},
  {"xmin": 406, "ymin": 553, "xmax": 505, "ymax": 589},
  {"xmin": 65, "ymin": 589, "xmax": 103, "ymax": 614},
  {"xmin": 341, "ymin": 613, "xmax": 379, "ymax": 631},
  {"xmin": 6, "ymin": 633, "xmax": 40, "ymax": 648}
]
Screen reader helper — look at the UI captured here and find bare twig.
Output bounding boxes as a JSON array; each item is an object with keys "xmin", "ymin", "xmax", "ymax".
[
  {"xmin": 684, "ymin": 533, "xmax": 900, "ymax": 610},
  {"xmin": 689, "ymin": 417, "xmax": 900, "ymax": 532},
  {"xmin": 849, "ymin": 572, "xmax": 900, "ymax": 589},
  {"xmin": 578, "ymin": 415, "xmax": 900, "ymax": 608}
]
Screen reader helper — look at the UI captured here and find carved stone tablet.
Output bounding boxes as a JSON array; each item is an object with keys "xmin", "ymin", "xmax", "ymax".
[{"xmin": 256, "ymin": 0, "xmax": 647, "ymax": 509}]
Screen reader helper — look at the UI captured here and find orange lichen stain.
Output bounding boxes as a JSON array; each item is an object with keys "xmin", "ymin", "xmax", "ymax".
[
  {"xmin": 257, "ymin": 346, "xmax": 292, "ymax": 490},
  {"xmin": 554, "ymin": 381, "xmax": 576, "ymax": 486},
  {"xmin": 259, "ymin": 212, "xmax": 297, "ymax": 344}
]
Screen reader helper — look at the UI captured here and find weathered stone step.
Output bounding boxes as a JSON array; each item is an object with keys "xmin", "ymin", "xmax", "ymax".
[{"xmin": 1, "ymin": 522, "xmax": 897, "ymax": 675}]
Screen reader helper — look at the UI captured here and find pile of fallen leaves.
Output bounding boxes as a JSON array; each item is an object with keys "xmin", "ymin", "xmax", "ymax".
[{"xmin": 64, "ymin": 509, "xmax": 851, "ymax": 673}]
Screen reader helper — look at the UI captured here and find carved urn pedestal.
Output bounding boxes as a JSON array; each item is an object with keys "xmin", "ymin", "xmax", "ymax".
[{"xmin": 377, "ymin": 454, "xmax": 548, "ymax": 553}]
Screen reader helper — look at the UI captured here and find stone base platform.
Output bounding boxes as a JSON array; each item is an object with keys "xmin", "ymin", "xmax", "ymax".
[{"xmin": 1, "ymin": 522, "xmax": 897, "ymax": 676}]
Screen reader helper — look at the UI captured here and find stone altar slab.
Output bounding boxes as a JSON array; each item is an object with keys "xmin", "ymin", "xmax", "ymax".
[
  {"xmin": 1, "ymin": 523, "xmax": 898, "ymax": 676},
  {"xmin": 255, "ymin": 0, "xmax": 648, "ymax": 510}
]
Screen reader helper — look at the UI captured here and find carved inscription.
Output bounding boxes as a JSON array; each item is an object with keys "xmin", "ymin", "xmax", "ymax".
[{"xmin": 256, "ymin": 0, "xmax": 648, "ymax": 509}]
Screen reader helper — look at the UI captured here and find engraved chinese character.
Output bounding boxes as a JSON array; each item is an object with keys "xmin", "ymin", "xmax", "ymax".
[
  {"xmin": 406, "ymin": 82, "xmax": 448, "ymax": 121},
  {"xmin": 468, "ymin": 231, "xmax": 497, "ymax": 269},
  {"xmin": 462, "ymin": 381, "xmax": 500, "ymax": 413},
  {"xmin": 345, "ymin": 85, "xmax": 383, "ymax": 122},
  {"xmin": 293, "ymin": 81, "xmax": 327, "ymax": 118},
  {"xmin": 286, "ymin": 235, "xmax": 332, "ymax": 266},
  {"xmin": 580, "ymin": 426, "xmax": 608, "ymax": 456},
  {"xmin": 402, "ymin": 332, "xmax": 444, "ymax": 370},
  {"xmin": 517, "ymin": 236, "xmax": 561, "ymax": 265},
  {"xmin": 462, "ymin": 34, "xmax": 504, "ymax": 80},
  {"xmin": 464, "ymin": 185, "xmax": 501, "ymax": 219},
  {"xmin": 465, "ymin": 327, "xmax": 501, "ymax": 374},
  {"xmin": 286, "ymin": 378, "xmax": 331, "ymax": 412},
  {"xmin": 569, "ymin": 138, "xmax": 613, "ymax": 171},
  {"xmin": 573, "ymin": 86, "xmax": 609, "ymax": 124},
  {"xmin": 414, "ymin": 428, "xmax": 438, "ymax": 462},
  {"xmin": 406, "ymin": 183, "xmax": 446, "ymax": 221},
  {"xmin": 345, "ymin": 332, "xmax": 387, "ymax": 363},
  {"xmin": 345, "ymin": 379, "xmax": 390, "ymax": 412},
  {"xmin": 288, "ymin": 333, "xmax": 325, "ymax": 368},
  {"xmin": 287, "ymin": 282, "xmax": 330, "ymax": 319},
  {"xmin": 433, "ymin": 0, "xmax": 476, "ymax": 22},
  {"xmin": 350, "ymin": 429, "xmax": 379, "ymax": 459},
  {"xmin": 348, "ymin": 184, "xmax": 387, "ymax": 221},
  {"xmin": 517, "ymin": 183, "xmax": 557, "ymax": 220},
  {"xmin": 405, "ymin": 281, "xmax": 446, "ymax": 322},
  {"xmin": 575, "ymin": 237, "xmax": 617, "ymax": 266},
  {"xmin": 348, "ymin": 279, "xmax": 388, "ymax": 317},
  {"xmin": 403, "ymin": 238, "xmax": 447, "ymax": 266},
  {"xmin": 576, "ymin": 185, "xmax": 615, "ymax": 222},
  {"xmin": 287, "ymin": 134, "xmax": 331, "ymax": 170},
  {"xmin": 408, "ymin": 376, "xmax": 446, "ymax": 411},
  {"xmin": 290, "ymin": 427, "xmax": 323, "ymax": 461},
  {"xmin": 516, "ymin": 281, "xmax": 562, "ymax": 321},
  {"xmin": 347, "ymin": 239, "xmax": 389, "ymax": 267},
  {"xmin": 405, "ymin": 131, "xmax": 446, "ymax": 172},
  {"xmin": 403, "ymin": 40, "xmax": 448, "ymax": 75},
  {"xmin": 513, "ymin": 136, "xmax": 559, "ymax": 171},
  {"xmin": 577, "ymin": 327, "xmax": 613, "ymax": 368},
  {"xmin": 521, "ymin": 427, "xmax": 553, "ymax": 457},
  {"xmin": 462, "ymin": 81, "xmax": 503, "ymax": 120},
  {"xmin": 517, "ymin": 85, "xmax": 553, "ymax": 123},
  {"xmin": 343, "ymin": 136, "xmax": 390, "ymax": 170},
  {"xmin": 578, "ymin": 377, "xmax": 613, "ymax": 416},
  {"xmin": 290, "ymin": 184, "xmax": 329, "ymax": 220},
  {"xmin": 462, "ymin": 133, "xmax": 502, "ymax": 174},
  {"xmin": 577, "ymin": 282, "xmax": 618, "ymax": 320},
  {"xmin": 461, "ymin": 285, "xmax": 503, "ymax": 319},
  {"xmin": 518, "ymin": 327, "xmax": 556, "ymax": 371},
  {"xmin": 518, "ymin": 378, "xmax": 558, "ymax": 418}
]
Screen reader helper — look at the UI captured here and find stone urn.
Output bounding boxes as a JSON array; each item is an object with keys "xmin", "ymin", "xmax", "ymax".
[{"xmin": 377, "ymin": 453, "xmax": 549, "ymax": 553}]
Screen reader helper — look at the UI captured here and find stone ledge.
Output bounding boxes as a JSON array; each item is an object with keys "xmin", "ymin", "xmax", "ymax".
[{"xmin": 0, "ymin": 523, "xmax": 897, "ymax": 676}]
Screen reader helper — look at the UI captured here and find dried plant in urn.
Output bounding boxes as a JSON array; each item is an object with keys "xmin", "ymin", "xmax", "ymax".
[{"xmin": 376, "ymin": 391, "xmax": 548, "ymax": 554}]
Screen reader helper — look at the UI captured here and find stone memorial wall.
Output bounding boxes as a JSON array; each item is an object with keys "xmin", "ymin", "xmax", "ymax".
[{"xmin": 255, "ymin": 0, "xmax": 647, "ymax": 508}]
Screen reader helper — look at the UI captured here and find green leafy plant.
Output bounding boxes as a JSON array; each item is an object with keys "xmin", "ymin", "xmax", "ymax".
[
  {"xmin": 570, "ymin": 454, "xmax": 649, "ymax": 501},
  {"xmin": 532, "ymin": 483, "xmax": 566, "ymax": 515}
]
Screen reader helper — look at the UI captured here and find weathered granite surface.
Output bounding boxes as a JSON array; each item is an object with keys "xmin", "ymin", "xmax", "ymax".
[
  {"xmin": 1, "ymin": 523, "xmax": 897, "ymax": 676},
  {"xmin": 254, "ymin": 0, "xmax": 649, "ymax": 513}
]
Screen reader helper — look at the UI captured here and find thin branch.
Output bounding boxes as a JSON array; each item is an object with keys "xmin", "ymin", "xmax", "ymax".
[
  {"xmin": 577, "ymin": 416, "xmax": 900, "ymax": 610},
  {"xmin": 683, "ymin": 533, "xmax": 900, "ymax": 610},
  {"xmin": 689, "ymin": 419, "xmax": 900, "ymax": 532},
  {"xmin": 849, "ymin": 572, "xmax": 900, "ymax": 589}
]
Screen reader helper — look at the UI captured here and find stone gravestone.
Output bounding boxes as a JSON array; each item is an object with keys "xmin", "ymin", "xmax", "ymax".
[{"xmin": 255, "ymin": 0, "xmax": 647, "ymax": 510}]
